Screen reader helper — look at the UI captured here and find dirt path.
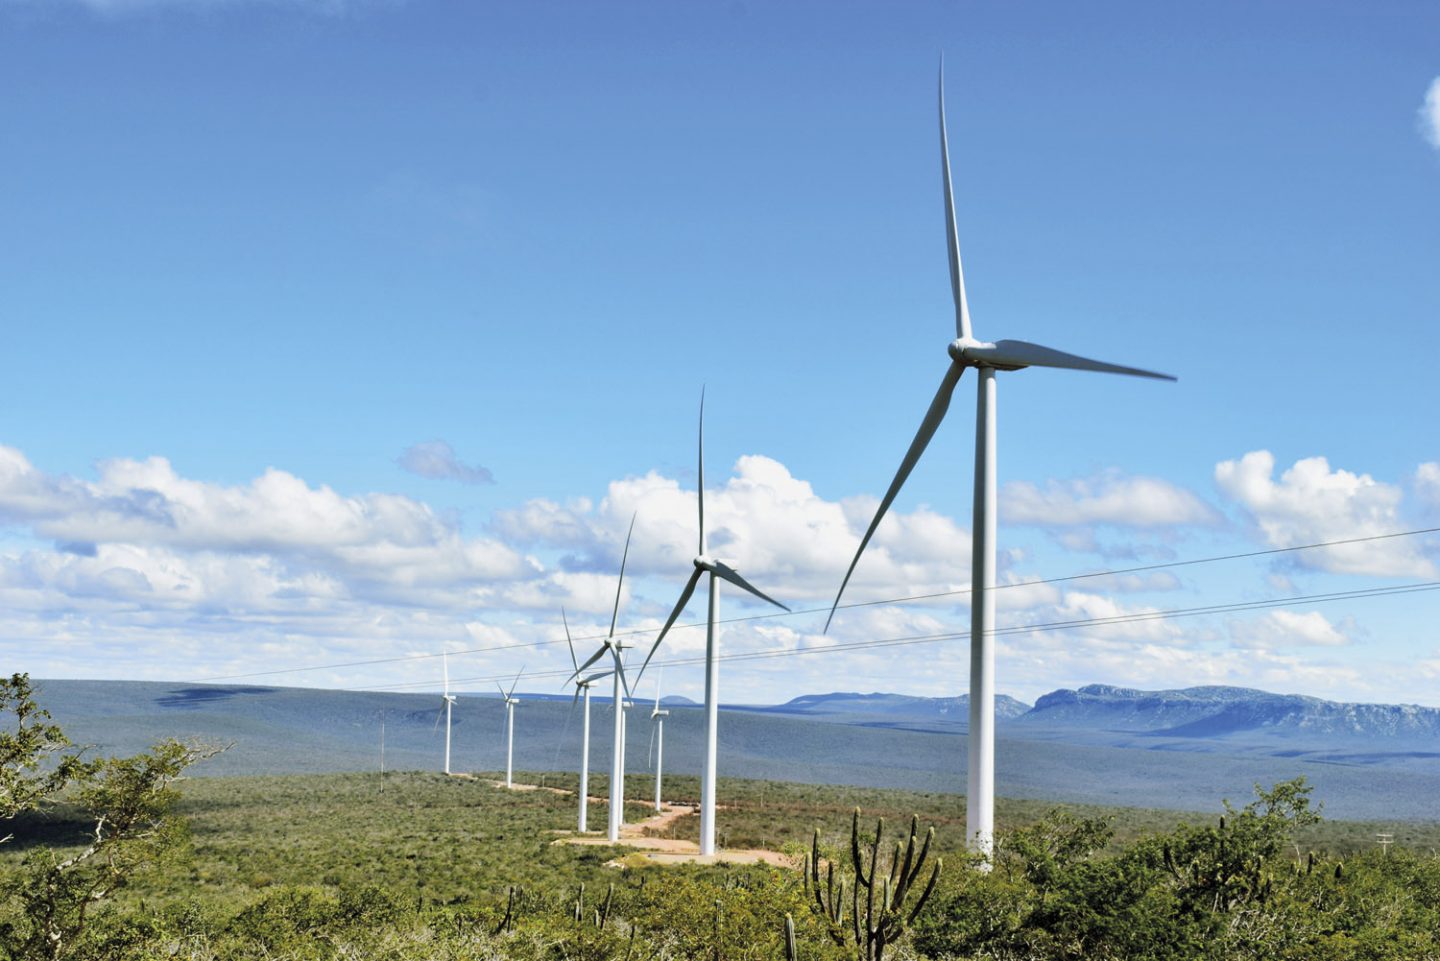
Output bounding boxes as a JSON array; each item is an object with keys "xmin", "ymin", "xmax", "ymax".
[{"xmin": 546, "ymin": 793, "xmax": 792, "ymax": 868}]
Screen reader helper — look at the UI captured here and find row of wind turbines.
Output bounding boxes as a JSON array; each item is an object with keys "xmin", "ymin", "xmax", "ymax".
[{"xmin": 433, "ymin": 69, "xmax": 1173, "ymax": 863}]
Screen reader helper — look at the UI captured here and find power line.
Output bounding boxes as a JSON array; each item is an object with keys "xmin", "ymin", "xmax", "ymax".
[
  {"xmin": 349, "ymin": 579, "xmax": 1440, "ymax": 693},
  {"xmin": 189, "ymin": 524, "xmax": 1440, "ymax": 684}
]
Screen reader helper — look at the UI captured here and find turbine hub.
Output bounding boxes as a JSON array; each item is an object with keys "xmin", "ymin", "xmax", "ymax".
[{"xmin": 694, "ymin": 554, "xmax": 716, "ymax": 571}]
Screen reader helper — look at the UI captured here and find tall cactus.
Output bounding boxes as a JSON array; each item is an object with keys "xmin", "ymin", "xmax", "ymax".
[{"xmin": 800, "ymin": 808, "xmax": 941, "ymax": 961}]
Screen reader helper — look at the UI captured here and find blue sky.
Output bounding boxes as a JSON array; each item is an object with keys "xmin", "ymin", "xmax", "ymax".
[{"xmin": 2, "ymin": 0, "xmax": 1439, "ymax": 707}]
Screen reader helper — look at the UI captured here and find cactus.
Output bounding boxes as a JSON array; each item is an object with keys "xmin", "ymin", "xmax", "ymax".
[
  {"xmin": 783, "ymin": 913, "xmax": 798, "ymax": 961},
  {"xmin": 493, "ymin": 884, "xmax": 519, "ymax": 935},
  {"xmin": 799, "ymin": 808, "xmax": 942, "ymax": 961}
]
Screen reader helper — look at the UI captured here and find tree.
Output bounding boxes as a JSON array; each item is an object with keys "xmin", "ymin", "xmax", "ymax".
[{"xmin": 0, "ymin": 673, "xmax": 218, "ymax": 960}]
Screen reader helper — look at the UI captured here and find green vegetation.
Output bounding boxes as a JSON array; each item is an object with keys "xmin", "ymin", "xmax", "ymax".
[{"xmin": 7, "ymin": 675, "xmax": 1440, "ymax": 959}]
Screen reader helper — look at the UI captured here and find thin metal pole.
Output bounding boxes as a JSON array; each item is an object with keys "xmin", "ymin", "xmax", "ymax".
[
  {"xmin": 505, "ymin": 702, "xmax": 514, "ymax": 788},
  {"xmin": 579, "ymin": 686, "xmax": 591, "ymax": 832},
  {"xmin": 654, "ymin": 718, "xmax": 664, "ymax": 812},
  {"xmin": 968, "ymin": 367, "xmax": 996, "ymax": 865},
  {"xmin": 700, "ymin": 571, "xmax": 720, "ymax": 856},
  {"xmin": 608, "ymin": 669, "xmax": 624, "ymax": 841},
  {"xmin": 444, "ymin": 700, "xmax": 452, "ymax": 776}
]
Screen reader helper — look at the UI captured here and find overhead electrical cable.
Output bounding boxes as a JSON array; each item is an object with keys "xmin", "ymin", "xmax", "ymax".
[
  {"xmin": 188, "ymin": 524, "xmax": 1440, "ymax": 684},
  {"xmin": 345, "ymin": 579, "xmax": 1440, "ymax": 693}
]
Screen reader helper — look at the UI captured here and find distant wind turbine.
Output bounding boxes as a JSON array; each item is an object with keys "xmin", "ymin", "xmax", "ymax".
[
  {"xmin": 826, "ymin": 68, "xmax": 1174, "ymax": 864},
  {"xmin": 648, "ymin": 670, "xmax": 669, "ymax": 813},
  {"xmin": 433, "ymin": 652, "xmax": 457, "ymax": 776},
  {"xmin": 497, "ymin": 667, "xmax": 523, "ymax": 788},
  {"xmin": 568, "ymin": 515, "xmax": 638, "ymax": 842},
  {"xmin": 634, "ymin": 392, "xmax": 789, "ymax": 856},
  {"xmin": 561, "ymin": 607, "xmax": 616, "ymax": 833}
]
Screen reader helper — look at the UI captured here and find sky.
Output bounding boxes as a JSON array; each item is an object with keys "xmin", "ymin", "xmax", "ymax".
[{"xmin": 2, "ymin": 0, "xmax": 1439, "ymax": 708}]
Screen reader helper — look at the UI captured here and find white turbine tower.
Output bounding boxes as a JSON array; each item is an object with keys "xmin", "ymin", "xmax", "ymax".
[
  {"xmin": 568, "ymin": 516, "xmax": 637, "ymax": 843},
  {"xmin": 635, "ymin": 392, "xmax": 789, "ymax": 856},
  {"xmin": 561, "ymin": 608, "xmax": 616, "ymax": 833},
  {"xmin": 648, "ymin": 670, "xmax": 669, "ymax": 813},
  {"xmin": 826, "ymin": 69, "xmax": 1174, "ymax": 864},
  {"xmin": 434, "ymin": 652, "xmax": 457, "ymax": 776},
  {"xmin": 497, "ymin": 667, "xmax": 522, "ymax": 788}
]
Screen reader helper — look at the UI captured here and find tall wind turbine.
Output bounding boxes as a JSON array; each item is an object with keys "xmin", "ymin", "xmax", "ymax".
[
  {"xmin": 434, "ymin": 653, "xmax": 457, "ymax": 776},
  {"xmin": 826, "ymin": 70, "xmax": 1174, "ymax": 863},
  {"xmin": 648, "ymin": 670, "xmax": 669, "ymax": 813},
  {"xmin": 635, "ymin": 393, "xmax": 789, "ymax": 856},
  {"xmin": 497, "ymin": 667, "xmax": 522, "ymax": 788},
  {"xmin": 568, "ymin": 516, "xmax": 637, "ymax": 842},
  {"xmin": 562, "ymin": 607, "xmax": 618, "ymax": 833}
]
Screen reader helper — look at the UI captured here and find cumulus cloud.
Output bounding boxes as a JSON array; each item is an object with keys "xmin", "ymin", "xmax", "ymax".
[
  {"xmin": 1415, "ymin": 462, "xmax": 1440, "ymax": 508},
  {"xmin": 0, "ymin": 445, "xmax": 534, "ymax": 608},
  {"xmin": 1215, "ymin": 450, "xmax": 1435, "ymax": 577},
  {"xmin": 398, "ymin": 440, "xmax": 494, "ymax": 485},
  {"xmin": 1229, "ymin": 610, "xmax": 1353, "ymax": 650},
  {"xmin": 1003, "ymin": 470, "xmax": 1218, "ymax": 528},
  {"xmin": 1421, "ymin": 77, "xmax": 1440, "ymax": 150},
  {"xmin": 493, "ymin": 454, "xmax": 974, "ymax": 604}
]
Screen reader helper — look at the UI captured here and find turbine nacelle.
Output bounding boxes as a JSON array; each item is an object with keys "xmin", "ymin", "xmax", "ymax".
[{"xmin": 948, "ymin": 337, "xmax": 1025, "ymax": 372}]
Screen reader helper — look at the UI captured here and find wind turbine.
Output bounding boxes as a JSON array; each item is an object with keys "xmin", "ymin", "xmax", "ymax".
[
  {"xmin": 648, "ymin": 670, "xmax": 669, "ymax": 813},
  {"xmin": 433, "ymin": 652, "xmax": 457, "ymax": 776},
  {"xmin": 826, "ymin": 69, "xmax": 1174, "ymax": 864},
  {"xmin": 562, "ymin": 607, "xmax": 616, "ymax": 833},
  {"xmin": 567, "ymin": 515, "xmax": 637, "ymax": 843},
  {"xmin": 634, "ymin": 393, "xmax": 789, "ymax": 856},
  {"xmin": 497, "ymin": 666, "xmax": 522, "ymax": 788}
]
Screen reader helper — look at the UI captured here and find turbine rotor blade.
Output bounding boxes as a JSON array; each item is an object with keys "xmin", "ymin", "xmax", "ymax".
[
  {"xmin": 495, "ymin": 681, "xmax": 507, "ymax": 700},
  {"xmin": 582, "ymin": 669, "xmax": 614, "ymax": 685},
  {"xmin": 711, "ymin": 560, "xmax": 789, "ymax": 612},
  {"xmin": 939, "ymin": 63, "xmax": 972, "ymax": 341},
  {"xmin": 966, "ymin": 340, "xmax": 1175, "ymax": 381},
  {"xmin": 562, "ymin": 607, "xmax": 578, "ymax": 674},
  {"xmin": 826, "ymin": 359, "xmax": 966, "ymax": 632},
  {"xmin": 610, "ymin": 514, "xmax": 636, "ymax": 639},
  {"xmin": 609, "ymin": 645, "xmax": 633, "ymax": 701},
  {"xmin": 442, "ymin": 652, "xmax": 450, "ymax": 697},
  {"xmin": 635, "ymin": 567, "xmax": 703, "ymax": 685},
  {"xmin": 508, "ymin": 665, "xmax": 524, "ymax": 700},
  {"xmin": 648, "ymin": 724, "xmax": 656, "ymax": 770},
  {"xmin": 568, "ymin": 643, "xmax": 611, "ymax": 684},
  {"xmin": 433, "ymin": 705, "xmax": 444, "ymax": 733}
]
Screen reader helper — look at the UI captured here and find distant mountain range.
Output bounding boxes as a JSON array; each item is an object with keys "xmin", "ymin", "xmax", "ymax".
[
  {"xmin": 23, "ymin": 679, "xmax": 1440, "ymax": 821},
  {"xmin": 1021, "ymin": 684, "xmax": 1440, "ymax": 741}
]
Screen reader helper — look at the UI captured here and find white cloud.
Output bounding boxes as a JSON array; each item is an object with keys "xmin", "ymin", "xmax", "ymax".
[
  {"xmin": 1214, "ymin": 450, "xmax": 1434, "ymax": 577},
  {"xmin": 1415, "ymin": 462, "xmax": 1440, "ymax": 508},
  {"xmin": 1003, "ymin": 470, "xmax": 1217, "ymax": 528},
  {"xmin": 493, "ymin": 454, "xmax": 974, "ymax": 604},
  {"xmin": 397, "ymin": 440, "xmax": 494, "ymax": 486},
  {"xmin": 1421, "ymin": 77, "xmax": 1440, "ymax": 150},
  {"xmin": 1229, "ymin": 610, "xmax": 1352, "ymax": 650},
  {"xmin": 0, "ymin": 445, "xmax": 535, "ymax": 608}
]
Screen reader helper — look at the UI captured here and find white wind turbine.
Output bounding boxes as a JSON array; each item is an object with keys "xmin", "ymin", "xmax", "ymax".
[
  {"xmin": 647, "ymin": 670, "xmax": 669, "ymax": 813},
  {"xmin": 568, "ymin": 516, "xmax": 637, "ymax": 843},
  {"xmin": 497, "ymin": 666, "xmax": 523, "ymax": 788},
  {"xmin": 634, "ymin": 392, "xmax": 789, "ymax": 856},
  {"xmin": 561, "ymin": 607, "xmax": 620, "ymax": 833},
  {"xmin": 433, "ymin": 652, "xmax": 457, "ymax": 776},
  {"xmin": 826, "ymin": 70, "xmax": 1174, "ymax": 864}
]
